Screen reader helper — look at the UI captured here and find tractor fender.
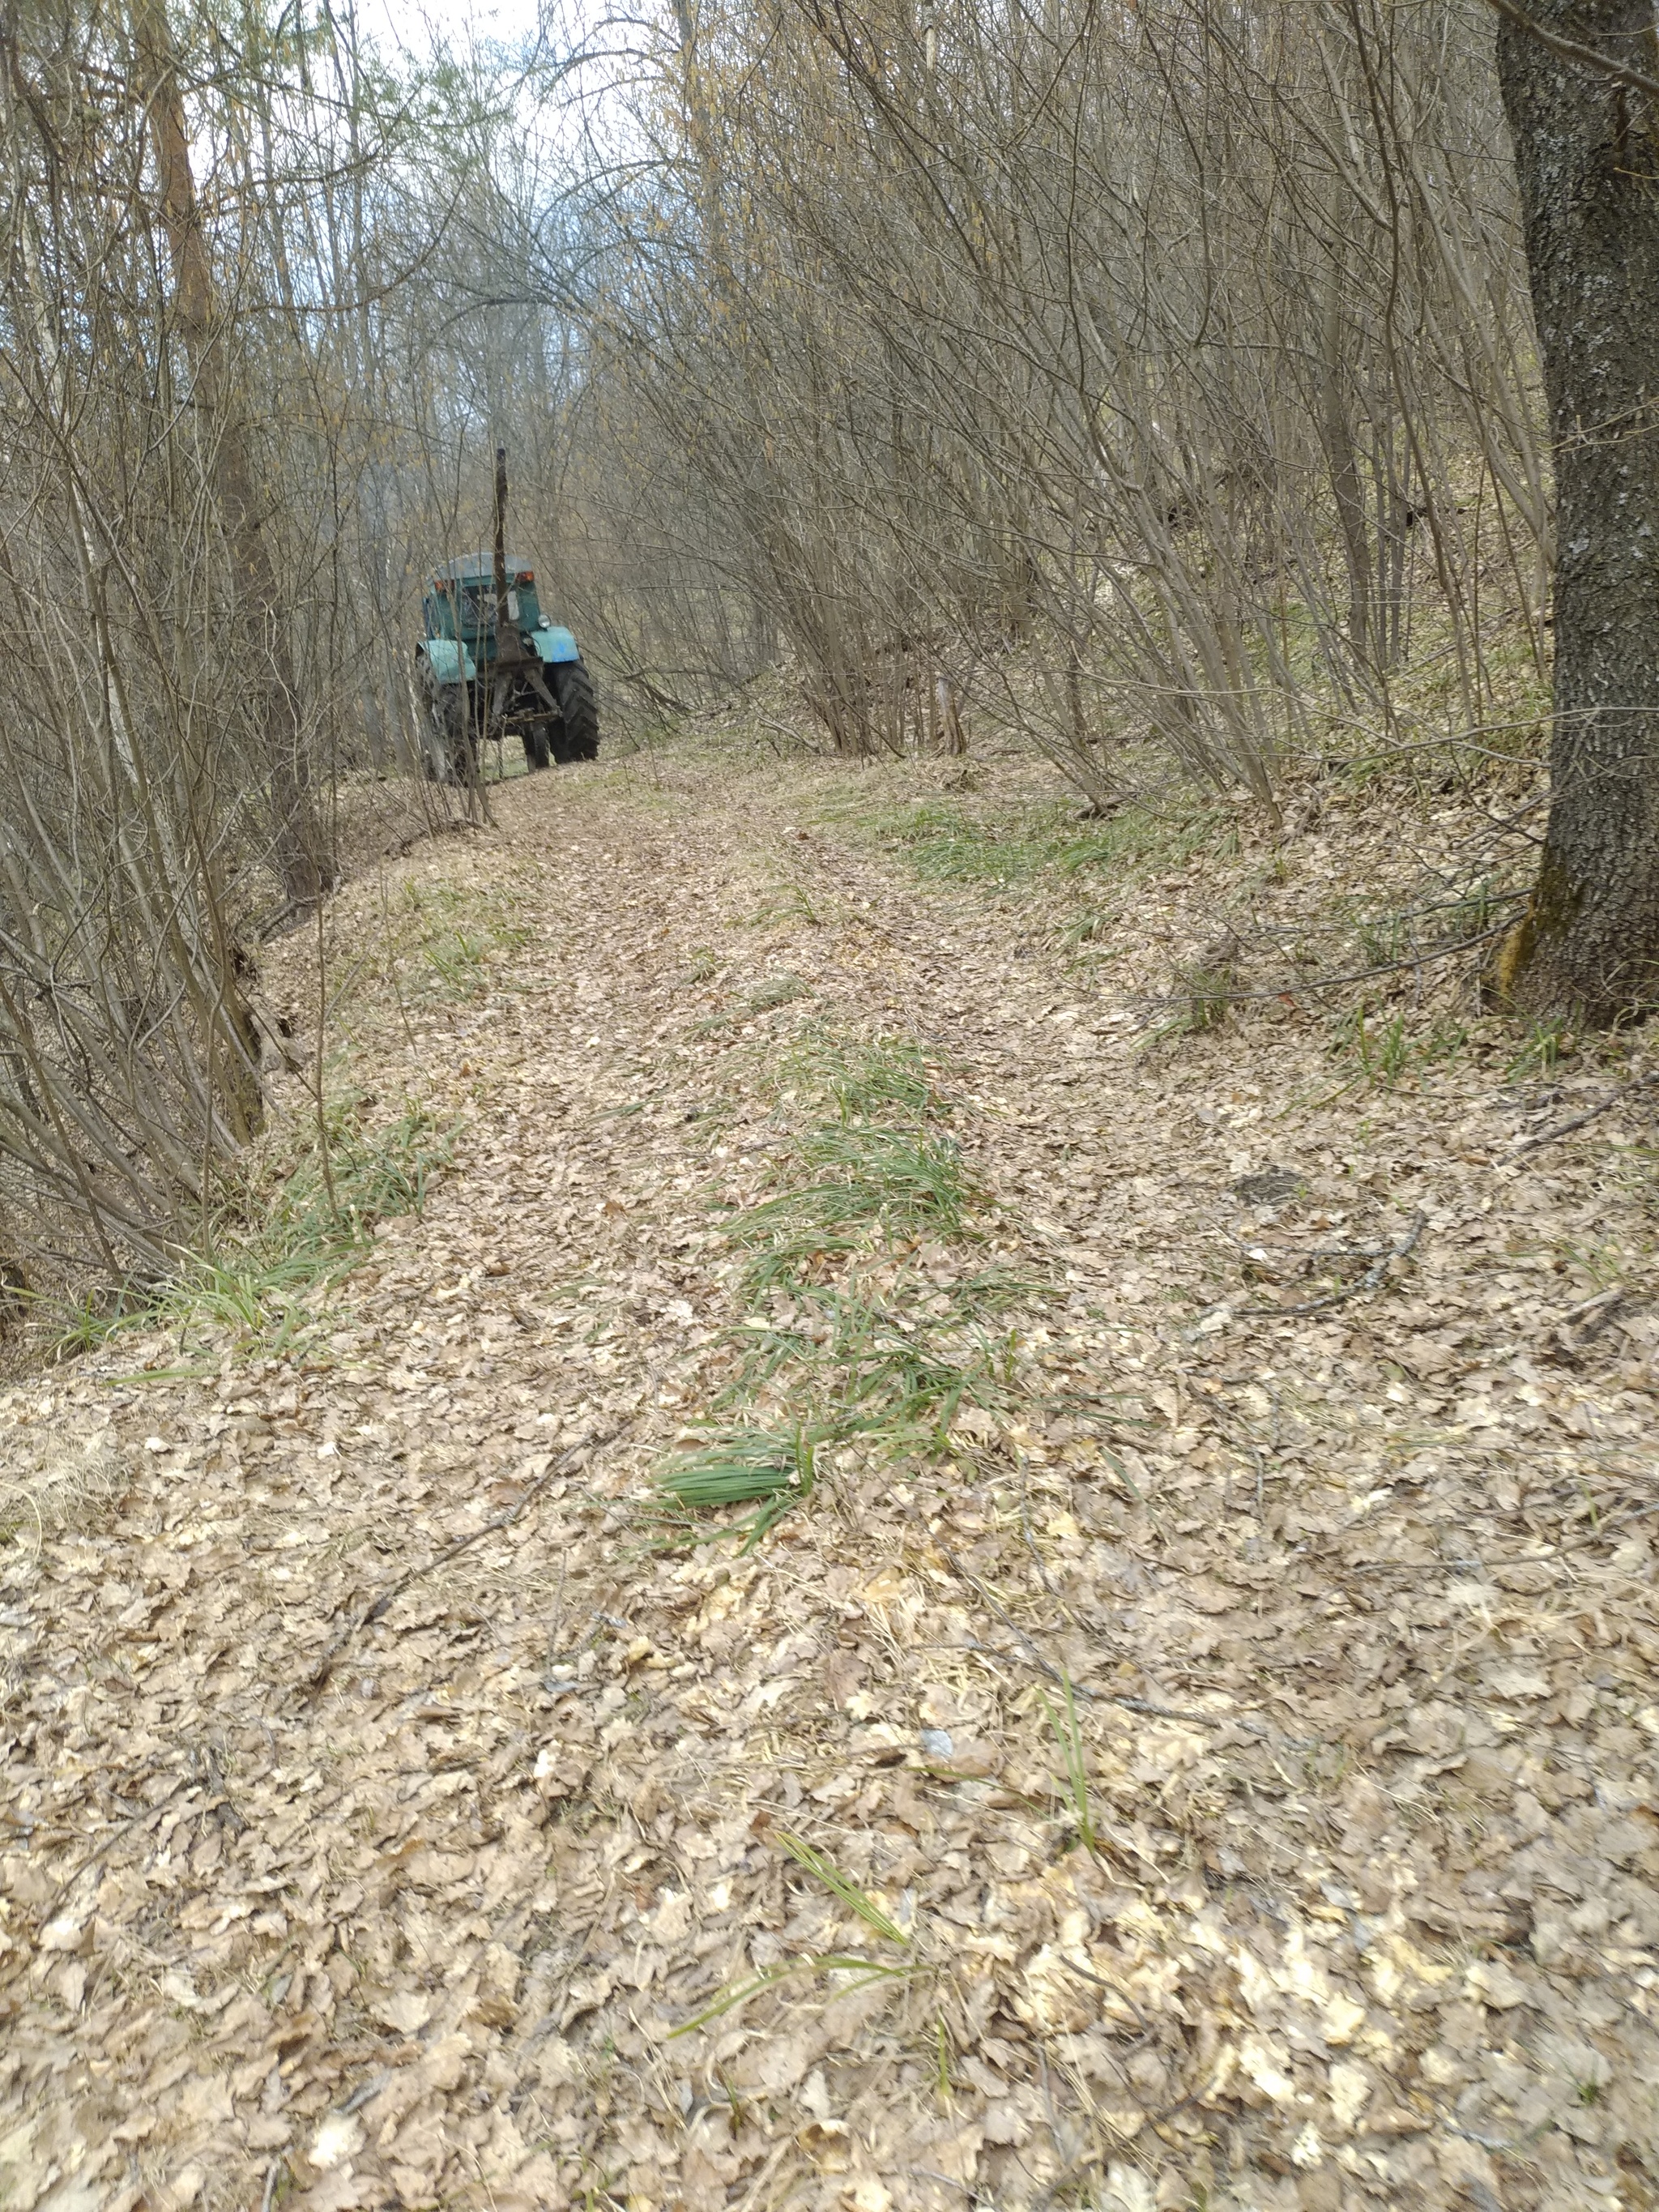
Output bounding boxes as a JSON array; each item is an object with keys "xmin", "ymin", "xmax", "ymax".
[
  {"xmin": 531, "ymin": 625, "xmax": 582, "ymax": 666},
  {"xmin": 419, "ymin": 638, "xmax": 476, "ymax": 685}
]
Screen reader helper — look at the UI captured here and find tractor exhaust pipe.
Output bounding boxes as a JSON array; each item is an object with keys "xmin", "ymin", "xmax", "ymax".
[{"xmin": 493, "ymin": 446, "xmax": 510, "ymax": 642}]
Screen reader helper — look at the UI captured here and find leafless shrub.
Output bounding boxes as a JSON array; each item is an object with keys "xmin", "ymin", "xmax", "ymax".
[{"xmin": 554, "ymin": 0, "xmax": 1546, "ymax": 801}]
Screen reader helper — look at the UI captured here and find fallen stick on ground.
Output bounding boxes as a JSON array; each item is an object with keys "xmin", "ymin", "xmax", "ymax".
[
  {"xmin": 1510, "ymin": 1072, "xmax": 1657, "ymax": 1158},
  {"xmin": 301, "ymin": 1431, "xmax": 622, "ymax": 1697}
]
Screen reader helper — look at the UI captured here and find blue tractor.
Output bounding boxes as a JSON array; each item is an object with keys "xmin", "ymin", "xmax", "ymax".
[{"xmin": 415, "ymin": 451, "xmax": 599, "ymax": 781}]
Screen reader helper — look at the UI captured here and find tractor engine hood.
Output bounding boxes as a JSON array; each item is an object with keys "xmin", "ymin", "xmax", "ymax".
[
  {"xmin": 420, "ymin": 623, "xmax": 580, "ymax": 685},
  {"xmin": 420, "ymin": 637, "xmax": 476, "ymax": 685}
]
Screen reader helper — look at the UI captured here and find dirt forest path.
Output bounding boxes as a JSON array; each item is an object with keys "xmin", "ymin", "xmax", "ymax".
[{"xmin": 5, "ymin": 738, "xmax": 1659, "ymax": 2212}]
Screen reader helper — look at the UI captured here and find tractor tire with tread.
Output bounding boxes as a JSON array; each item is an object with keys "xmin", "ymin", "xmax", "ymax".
[
  {"xmin": 441, "ymin": 690, "xmax": 479, "ymax": 786},
  {"xmin": 552, "ymin": 660, "xmax": 599, "ymax": 763},
  {"xmin": 419, "ymin": 659, "xmax": 477, "ymax": 784}
]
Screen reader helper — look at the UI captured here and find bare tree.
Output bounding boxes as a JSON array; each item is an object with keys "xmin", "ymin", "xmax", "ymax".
[
  {"xmin": 0, "ymin": 0, "xmax": 504, "ymax": 1287},
  {"xmin": 130, "ymin": 0, "xmax": 329, "ymax": 916}
]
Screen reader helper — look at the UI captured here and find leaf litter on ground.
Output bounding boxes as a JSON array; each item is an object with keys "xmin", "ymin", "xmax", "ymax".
[{"xmin": 2, "ymin": 731, "xmax": 1657, "ymax": 2212}]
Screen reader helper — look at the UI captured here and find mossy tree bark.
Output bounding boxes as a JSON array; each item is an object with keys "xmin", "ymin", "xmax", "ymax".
[{"xmin": 1496, "ymin": 3, "xmax": 1659, "ymax": 1020}]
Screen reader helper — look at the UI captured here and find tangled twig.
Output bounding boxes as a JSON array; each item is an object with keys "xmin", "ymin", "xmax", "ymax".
[
  {"xmin": 940, "ymin": 1548, "xmax": 1225, "ymax": 1727},
  {"xmin": 1241, "ymin": 1210, "xmax": 1426, "ymax": 1320},
  {"xmin": 1147, "ymin": 920, "xmax": 1516, "ymax": 1020}
]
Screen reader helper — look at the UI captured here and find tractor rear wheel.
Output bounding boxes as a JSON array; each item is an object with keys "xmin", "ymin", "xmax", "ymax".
[
  {"xmin": 441, "ymin": 690, "xmax": 479, "ymax": 784},
  {"xmin": 552, "ymin": 660, "xmax": 599, "ymax": 762},
  {"xmin": 417, "ymin": 660, "xmax": 446, "ymax": 779},
  {"xmin": 419, "ymin": 660, "xmax": 476, "ymax": 784}
]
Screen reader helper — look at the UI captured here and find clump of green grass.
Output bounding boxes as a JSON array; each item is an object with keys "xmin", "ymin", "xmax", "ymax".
[
  {"xmin": 721, "ymin": 1275, "xmax": 1021, "ymax": 1447},
  {"xmin": 873, "ymin": 801, "xmax": 1054, "ymax": 885},
  {"xmin": 654, "ymin": 1424, "xmax": 821, "ymax": 1551},
  {"xmin": 745, "ymin": 972, "xmax": 809, "ymax": 1013},
  {"xmin": 1041, "ymin": 1671, "xmax": 1100, "ymax": 1857},
  {"xmin": 736, "ymin": 1125, "xmax": 970, "ymax": 1248},
  {"xmin": 668, "ymin": 1829, "xmax": 917, "ymax": 2039},
  {"xmin": 1170, "ymin": 959, "xmax": 1235, "ymax": 1034},
  {"xmin": 787, "ymin": 1033, "xmax": 933, "ymax": 1123},
  {"xmin": 859, "ymin": 796, "xmax": 1228, "ymax": 890},
  {"xmin": 694, "ymin": 972, "xmax": 814, "ymax": 1036},
  {"xmin": 726, "ymin": 1037, "xmax": 966, "ymax": 1270},
  {"xmin": 1060, "ymin": 909, "xmax": 1114, "ymax": 948},
  {"xmin": 398, "ymin": 882, "xmax": 531, "ymax": 1001},
  {"xmin": 1341, "ymin": 877, "xmax": 1521, "ymax": 974},
  {"xmin": 58, "ymin": 1098, "xmax": 454, "ymax": 1359},
  {"xmin": 748, "ymin": 879, "xmax": 821, "ymax": 928},
  {"xmin": 273, "ymin": 1095, "xmax": 449, "ymax": 1233},
  {"xmin": 1331, "ymin": 1004, "xmax": 1469, "ymax": 1091},
  {"xmin": 775, "ymin": 1829, "xmax": 911, "ymax": 1945},
  {"xmin": 663, "ymin": 1033, "xmax": 1031, "ymax": 1551},
  {"xmin": 1506, "ymin": 1016, "xmax": 1575, "ymax": 1081}
]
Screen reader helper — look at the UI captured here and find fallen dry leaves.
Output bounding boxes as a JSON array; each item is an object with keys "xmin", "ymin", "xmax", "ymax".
[{"xmin": 3, "ymin": 736, "xmax": 1657, "ymax": 2212}]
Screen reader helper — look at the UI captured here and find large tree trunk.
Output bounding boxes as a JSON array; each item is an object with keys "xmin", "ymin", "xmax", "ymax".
[
  {"xmin": 1495, "ymin": 4, "xmax": 1659, "ymax": 1019},
  {"xmin": 130, "ymin": 0, "xmax": 327, "ymax": 917}
]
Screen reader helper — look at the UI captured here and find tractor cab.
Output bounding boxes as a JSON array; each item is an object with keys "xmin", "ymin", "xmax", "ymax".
[{"xmin": 423, "ymin": 555, "xmax": 545, "ymax": 659}]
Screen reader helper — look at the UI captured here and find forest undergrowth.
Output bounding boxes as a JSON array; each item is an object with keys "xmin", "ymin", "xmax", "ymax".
[{"xmin": 2, "ymin": 715, "xmax": 1657, "ymax": 2212}]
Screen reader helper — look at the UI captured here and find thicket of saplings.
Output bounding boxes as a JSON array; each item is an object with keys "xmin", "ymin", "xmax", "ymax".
[{"xmin": 0, "ymin": 0, "xmax": 1599, "ymax": 1330}]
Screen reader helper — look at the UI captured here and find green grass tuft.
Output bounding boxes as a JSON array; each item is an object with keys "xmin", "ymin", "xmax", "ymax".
[
  {"xmin": 727, "ymin": 1125, "xmax": 974, "ymax": 1288},
  {"xmin": 855, "ymin": 796, "xmax": 1229, "ymax": 891},
  {"xmin": 1332, "ymin": 1005, "xmax": 1469, "ymax": 1091},
  {"xmin": 776, "ymin": 1031, "xmax": 935, "ymax": 1123},
  {"xmin": 1506, "ymin": 1017, "xmax": 1575, "ymax": 1082},
  {"xmin": 663, "ymin": 1028, "xmax": 1044, "ymax": 1552},
  {"xmin": 57, "ymin": 1099, "xmax": 454, "ymax": 1358},
  {"xmin": 774, "ymin": 1829, "xmax": 911, "ymax": 1945},
  {"xmin": 1041, "ymin": 1671, "xmax": 1099, "ymax": 1857},
  {"xmin": 396, "ymin": 882, "xmax": 532, "ymax": 1001},
  {"xmin": 653, "ymin": 1424, "xmax": 821, "ymax": 1550},
  {"xmin": 720, "ymin": 1276, "xmax": 1021, "ymax": 1451}
]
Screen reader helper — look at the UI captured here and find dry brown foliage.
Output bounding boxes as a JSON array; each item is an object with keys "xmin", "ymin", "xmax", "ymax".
[{"xmin": 2, "ymin": 738, "xmax": 1656, "ymax": 2212}]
